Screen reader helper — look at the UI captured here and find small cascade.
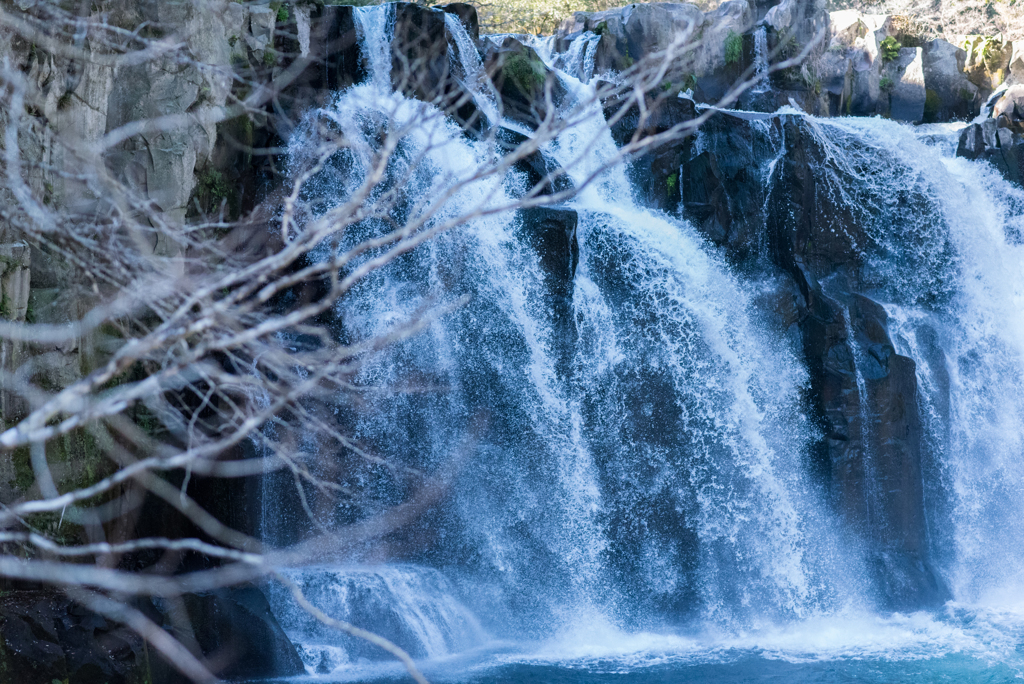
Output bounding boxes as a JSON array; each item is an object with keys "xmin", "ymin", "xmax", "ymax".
[
  {"xmin": 753, "ymin": 25, "xmax": 769, "ymax": 92},
  {"xmin": 443, "ymin": 13, "xmax": 501, "ymax": 124},
  {"xmin": 530, "ymin": 32, "xmax": 601, "ymax": 83},
  {"xmin": 269, "ymin": 566, "xmax": 487, "ymax": 673},
  {"xmin": 354, "ymin": 5, "xmax": 396, "ymax": 90}
]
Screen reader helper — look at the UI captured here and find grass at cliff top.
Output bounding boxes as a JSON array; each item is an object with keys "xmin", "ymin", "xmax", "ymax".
[
  {"xmin": 327, "ymin": 0, "xmax": 721, "ymax": 35},
  {"xmin": 480, "ymin": 0, "xmax": 722, "ymax": 34}
]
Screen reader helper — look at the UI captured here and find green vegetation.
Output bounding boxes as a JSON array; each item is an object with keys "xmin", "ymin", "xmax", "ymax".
[
  {"xmin": 665, "ymin": 172, "xmax": 678, "ymax": 193},
  {"xmin": 57, "ymin": 91, "xmax": 73, "ymax": 111},
  {"xmin": 880, "ymin": 76, "xmax": 895, "ymax": 92},
  {"xmin": 504, "ymin": 53, "xmax": 547, "ymax": 92},
  {"xmin": 192, "ymin": 168, "xmax": 236, "ymax": 217},
  {"xmin": 880, "ymin": 36, "xmax": 901, "ymax": 62},
  {"xmin": 594, "ymin": 21, "xmax": 608, "ymax": 36},
  {"xmin": 724, "ymin": 30, "xmax": 742, "ymax": 65},
  {"xmin": 277, "ymin": 4, "xmax": 289, "ymax": 22},
  {"xmin": 780, "ymin": 35, "xmax": 800, "ymax": 60},
  {"xmin": 924, "ymin": 88, "xmax": 941, "ymax": 121}
]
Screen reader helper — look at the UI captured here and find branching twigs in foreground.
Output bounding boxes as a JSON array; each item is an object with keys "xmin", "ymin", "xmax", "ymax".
[{"xmin": 0, "ymin": 2, "xmax": 808, "ymax": 681}]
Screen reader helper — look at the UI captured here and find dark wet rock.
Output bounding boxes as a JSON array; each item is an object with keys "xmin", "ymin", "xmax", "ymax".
[
  {"xmin": 921, "ymin": 39, "xmax": 979, "ymax": 122},
  {"xmin": 664, "ymin": 112, "xmax": 949, "ymax": 609},
  {"xmin": 391, "ymin": 2, "xmax": 485, "ymax": 134},
  {"xmin": 679, "ymin": 111, "xmax": 778, "ymax": 260},
  {"xmin": 392, "ymin": 2, "xmax": 452, "ymax": 99},
  {"xmin": 179, "ymin": 586, "xmax": 305, "ymax": 680},
  {"xmin": 0, "ymin": 587, "xmax": 302, "ymax": 684},
  {"xmin": 496, "ymin": 127, "xmax": 574, "ymax": 198},
  {"xmin": 0, "ymin": 591, "xmax": 142, "ymax": 684},
  {"xmin": 601, "ymin": 89, "xmax": 696, "ymax": 212},
  {"xmin": 957, "ymin": 117, "xmax": 1024, "ymax": 187},
  {"xmin": 604, "ymin": 87, "xmax": 697, "ymax": 147},
  {"xmin": 483, "ymin": 37, "xmax": 566, "ymax": 128},
  {"xmin": 518, "ymin": 207, "xmax": 579, "ymax": 376},
  {"xmin": 270, "ymin": 4, "xmax": 361, "ymax": 135}
]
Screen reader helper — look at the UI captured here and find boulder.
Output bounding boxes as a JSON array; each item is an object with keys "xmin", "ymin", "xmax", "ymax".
[
  {"xmin": 957, "ymin": 117, "xmax": 1024, "ymax": 187},
  {"xmin": 496, "ymin": 127, "xmax": 573, "ymax": 198},
  {"xmin": 885, "ymin": 47, "xmax": 926, "ymax": 123},
  {"xmin": 1006, "ymin": 39, "xmax": 1024, "ymax": 85},
  {"xmin": 556, "ymin": 3, "xmax": 705, "ymax": 76},
  {"xmin": 0, "ymin": 591, "xmax": 143, "ymax": 684},
  {"xmin": 0, "ymin": 586, "xmax": 303, "ymax": 684},
  {"xmin": 990, "ymin": 84, "xmax": 1024, "ymax": 129},
  {"xmin": 921, "ymin": 39, "xmax": 978, "ymax": 122},
  {"xmin": 439, "ymin": 3, "xmax": 479, "ymax": 41},
  {"xmin": 482, "ymin": 37, "xmax": 565, "ymax": 128},
  {"xmin": 764, "ymin": 0, "xmax": 795, "ymax": 33},
  {"xmin": 391, "ymin": 4, "xmax": 456, "ymax": 102},
  {"xmin": 846, "ymin": 14, "xmax": 891, "ymax": 117},
  {"xmin": 829, "ymin": 9, "xmax": 869, "ymax": 50},
  {"xmin": 179, "ymin": 587, "xmax": 305, "ymax": 681},
  {"xmin": 961, "ymin": 35, "xmax": 1011, "ymax": 92}
]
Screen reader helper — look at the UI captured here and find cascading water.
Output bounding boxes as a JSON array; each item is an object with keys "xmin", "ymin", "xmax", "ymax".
[
  {"xmin": 752, "ymin": 25, "xmax": 769, "ymax": 92},
  {"xmin": 264, "ymin": 6, "xmax": 1024, "ymax": 682}
]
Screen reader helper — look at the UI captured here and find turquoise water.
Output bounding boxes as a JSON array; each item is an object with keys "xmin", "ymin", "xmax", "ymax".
[
  {"xmin": 358, "ymin": 657, "xmax": 1019, "ymax": 684},
  {"xmin": 268, "ymin": 605, "xmax": 1024, "ymax": 683},
  {"xmin": 270, "ymin": 649, "xmax": 1023, "ymax": 683}
]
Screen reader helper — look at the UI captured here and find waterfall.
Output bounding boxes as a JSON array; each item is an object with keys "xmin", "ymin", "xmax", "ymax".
[
  {"xmin": 355, "ymin": 5, "xmax": 396, "ymax": 91},
  {"xmin": 443, "ymin": 13, "xmax": 501, "ymax": 124},
  {"xmin": 753, "ymin": 25, "xmax": 769, "ymax": 92},
  {"xmin": 530, "ymin": 32, "xmax": 601, "ymax": 83},
  {"xmin": 265, "ymin": 6, "xmax": 1024, "ymax": 679},
  {"xmin": 813, "ymin": 116, "xmax": 1024, "ymax": 603}
]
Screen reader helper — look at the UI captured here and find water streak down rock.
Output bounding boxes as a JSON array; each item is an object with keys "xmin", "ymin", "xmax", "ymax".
[{"xmin": 648, "ymin": 111, "xmax": 949, "ymax": 609}]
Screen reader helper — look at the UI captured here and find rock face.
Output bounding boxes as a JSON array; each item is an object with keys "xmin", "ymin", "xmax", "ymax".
[
  {"xmin": 0, "ymin": 588, "xmax": 303, "ymax": 684},
  {"xmin": 0, "ymin": 591, "xmax": 144, "ymax": 684},
  {"xmin": 549, "ymin": 1, "xmax": 999, "ymax": 122},
  {"xmin": 922, "ymin": 39, "xmax": 978, "ymax": 122},
  {"xmin": 957, "ymin": 117, "xmax": 1024, "ymax": 186},
  {"xmin": 633, "ymin": 110, "xmax": 951, "ymax": 610},
  {"xmin": 557, "ymin": 3, "xmax": 706, "ymax": 75},
  {"xmin": 175, "ymin": 587, "xmax": 305, "ymax": 681},
  {"xmin": 0, "ymin": 244, "xmax": 31, "ymax": 426},
  {"xmin": 886, "ymin": 47, "xmax": 926, "ymax": 123},
  {"xmin": 482, "ymin": 36, "xmax": 566, "ymax": 129}
]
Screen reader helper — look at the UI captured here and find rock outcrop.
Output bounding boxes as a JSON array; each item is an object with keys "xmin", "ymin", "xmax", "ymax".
[
  {"xmin": 0, "ymin": 587, "xmax": 303, "ymax": 684},
  {"xmin": 632, "ymin": 110, "xmax": 951, "ymax": 609},
  {"xmin": 956, "ymin": 115, "xmax": 1024, "ymax": 185}
]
